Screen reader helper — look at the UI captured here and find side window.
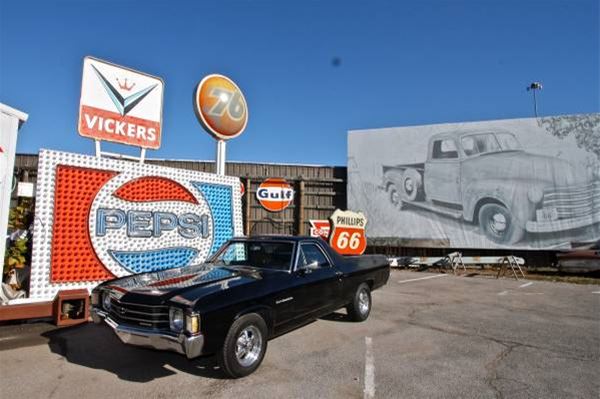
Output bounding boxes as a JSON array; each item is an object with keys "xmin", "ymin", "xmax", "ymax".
[
  {"xmin": 432, "ymin": 139, "xmax": 458, "ymax": 160},
  {"xmin": 297, "ymin": 244, "xmax": 330, "ymax": 269}
]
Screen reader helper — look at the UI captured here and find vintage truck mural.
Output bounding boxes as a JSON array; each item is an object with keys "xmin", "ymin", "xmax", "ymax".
[
  {"xmin": 382, "ymin": 130, "xmax": 600, "ymax": 244},
  {"xmin": 348, "ymin": 114, "xmax": 600, "ymax": 250}
]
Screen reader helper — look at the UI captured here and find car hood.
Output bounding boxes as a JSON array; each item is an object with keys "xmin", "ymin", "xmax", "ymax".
[
  {"xmin": 102, "ymin": 263, "xmax": 264, "ymax": 306},
  {"xmin": 463, "ymin": 151, "xmax": 585, "ymax": 186}
]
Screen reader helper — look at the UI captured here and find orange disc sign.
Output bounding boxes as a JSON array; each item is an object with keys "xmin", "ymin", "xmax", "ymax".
[
  {"xmin": 194, "ymin": 74, "xmax": 248, "ymax": 140},
  {"xmin": 256, "ymin": 178, "xmax": 294, "ymax": 212}
]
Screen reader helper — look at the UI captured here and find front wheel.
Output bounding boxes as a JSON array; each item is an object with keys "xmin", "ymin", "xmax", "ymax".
[
  {"xmin": 346, "ymin": 283, "xmax": 372, "ymax": 322},
  {"xmin": 220, "ymin": 313, "xmax": 268, "ymax": 378},
  {"xmin": 478, "ymin": 203, "xmax": 525, "ymax": 245}
]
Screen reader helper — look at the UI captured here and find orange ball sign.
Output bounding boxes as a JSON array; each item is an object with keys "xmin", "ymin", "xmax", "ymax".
[
  {"xmin": 256, "ymin": 178, "xmax": 294, "ymax": 212},
  {"xmin": 194, "ymin": 74, "xmax": 248, "ymax": 140}
]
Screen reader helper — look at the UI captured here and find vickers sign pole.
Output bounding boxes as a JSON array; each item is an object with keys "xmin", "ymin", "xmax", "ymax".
[{"xmin": 194, "ymin": 74, "xmax": 248, "ymax": 175}]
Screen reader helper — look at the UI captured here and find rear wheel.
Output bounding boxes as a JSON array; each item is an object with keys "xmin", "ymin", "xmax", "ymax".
[
  {"xmin": 400, "ymin": 169, "xmax": 423, "ymax": 201},
  {"xmin": 346, "ymin": 283, "xmax": 372, "ymax": 322},
  {"xmin": 478, "ymin": 203, "xmax": 525, "ymax": 245},
  {"xmin": 388, "ymin": 184, "xmax": 402, "ymax": 209},
  {"xmin": 220, "ymin": 313, "xmax": 268, "ymax": 378}
]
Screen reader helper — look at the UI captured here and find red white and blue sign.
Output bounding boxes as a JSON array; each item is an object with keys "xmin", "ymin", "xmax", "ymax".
[{"xmin": 29, "ymin": 150, "xmax": 243, "ymax": 301}]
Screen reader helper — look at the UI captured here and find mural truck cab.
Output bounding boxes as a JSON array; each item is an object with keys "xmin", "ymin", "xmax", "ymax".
[{"xmin": 382, "ymin": 130, "xmax": 600, "ymax": 245}]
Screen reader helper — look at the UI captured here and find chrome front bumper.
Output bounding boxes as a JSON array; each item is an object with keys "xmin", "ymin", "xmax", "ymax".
[
  {"xmin": 91, "ymin": 307, "xmax": 204, "ymax": 359},
  {"xmin": 526, "ymin": 209, "xmax": 600, "ymax": 233}
]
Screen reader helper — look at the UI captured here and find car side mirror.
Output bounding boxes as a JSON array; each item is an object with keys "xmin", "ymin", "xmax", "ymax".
[
  {"xmin": 298, "ymin": 261, "xmax": 319, "ymax": 275},
  {"xmin": 306, "ymin": 261, "xmax": 319, "ymax": 270}
]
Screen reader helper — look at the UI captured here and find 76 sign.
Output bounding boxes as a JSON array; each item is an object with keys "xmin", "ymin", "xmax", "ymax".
[{"xmin": 328, "ymin": 209, "xmax": 367, "ymax": 256}]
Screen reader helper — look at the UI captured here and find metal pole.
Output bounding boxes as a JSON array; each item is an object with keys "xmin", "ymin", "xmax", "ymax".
[
  {"xmin": 245, "ymin": 178, "xmax": 251, "ymax": 236},
  {"xmin": 216, "ymin": 140, "xmax": 226, "ymax": 175},
  {"xmin": 533, "ymin": 89, "xmax": 538, "ymax": 118},
  {"xmin": 297, "ymin": 179, "xmax": 305, "ymax": 235}
]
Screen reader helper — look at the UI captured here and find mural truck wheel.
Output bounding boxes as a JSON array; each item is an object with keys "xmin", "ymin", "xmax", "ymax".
[
  {"xmin": 401, "ymin": 169, "xmax": 423, "ymax": 201},
  {"xmin": 478, "ymin": 203, "xmax": 524, "ymax": 245},
  {"xmin": 388, "ymin": 184, "xmax": 402, "ymax": 209}
]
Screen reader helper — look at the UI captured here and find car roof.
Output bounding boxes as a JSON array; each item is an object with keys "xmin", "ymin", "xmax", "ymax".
[
  {"xmin": 430, "ymin": 128, "xmax": 514, "ymax": 140},
  {"xmin": 232, "ymin": 235, "xmax": 321, "ymax": 243}
]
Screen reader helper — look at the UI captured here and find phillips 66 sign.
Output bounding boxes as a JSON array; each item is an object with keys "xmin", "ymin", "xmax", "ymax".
[
  {"xmin": 328, "ymin": 209, "xmax": 368, "ymax": 255},
  {"xmin": 29, "ymin": 150, "xmax": 243, "ymax": 300}
]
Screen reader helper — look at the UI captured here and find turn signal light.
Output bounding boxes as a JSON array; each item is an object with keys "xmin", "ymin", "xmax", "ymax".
[{"xmin": 186, "ymin": 314, "xmax": 200, "ymax": 334}]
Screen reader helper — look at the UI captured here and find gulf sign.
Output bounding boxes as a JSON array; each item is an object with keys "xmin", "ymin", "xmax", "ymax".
[
  {"xmin": 28, "ymin": 150, "xmax": 243, "ymax": 301},
  {"xmin": 256, "ymin": 178, "xmax": 294, "ymax": 212},
  {"xmin": 78, "ymin": 57, "xmax": 164, "ymax": 149},
  {"xmin": 194, "ymin": 74, "xmax": 248, "ymax": 140}
]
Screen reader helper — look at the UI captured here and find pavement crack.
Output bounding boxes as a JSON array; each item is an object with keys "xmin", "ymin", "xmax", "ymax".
[{"xmin": 484, "ymin": 343, "xmax": 519, "ymax": 399}]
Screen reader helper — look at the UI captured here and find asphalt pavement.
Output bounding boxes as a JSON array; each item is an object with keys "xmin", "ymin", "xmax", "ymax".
[{"xmin": 0, "ymin": 270, "xmax": 598, "ymax": 399}]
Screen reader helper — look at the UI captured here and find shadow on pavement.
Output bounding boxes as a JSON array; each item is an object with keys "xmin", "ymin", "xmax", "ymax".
[
  {"xmin": 319, "ymin": 311, "xmax": 353, "ymax": 323},
  {"xmin": 42, "ymin": 323, "xmax": 227, "ymax": 381}
]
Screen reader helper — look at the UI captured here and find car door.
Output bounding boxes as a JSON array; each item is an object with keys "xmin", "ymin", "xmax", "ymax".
[
  {"xmin": 424, "ymin": 138, "xmax": 462, "ymax": 205},
  {"xmin": 294, "ymin": 242, "xmax": 343, "ymax": 317}
]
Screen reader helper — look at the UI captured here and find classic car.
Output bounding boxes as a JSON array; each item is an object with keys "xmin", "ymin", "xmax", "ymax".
[
  {"xmin": 91, "ymin": 236, "xmax": 390, "ymax": 378},
  {"xmin": 382, "ymin": 129, "xmax": 600, "ymax": 245}
]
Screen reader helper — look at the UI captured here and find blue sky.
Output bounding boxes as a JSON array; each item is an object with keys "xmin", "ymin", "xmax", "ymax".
[{"xmin": 1, "ymin": 0, "xmax": 598, "ymax": 166}]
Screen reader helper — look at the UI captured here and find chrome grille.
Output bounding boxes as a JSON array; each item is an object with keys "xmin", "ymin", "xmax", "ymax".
[
  {"xmin": 542, "ymin": 180, "xmax": 600, "ymax": 219},
  {"xmin": 108, "ymin": 298, "xmax": 170, "ymax": 330}
]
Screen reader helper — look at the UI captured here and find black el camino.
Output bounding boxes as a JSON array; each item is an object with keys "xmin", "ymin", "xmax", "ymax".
[{"xmin": 91, "ymin": 236, "xmax": 390, "ymax": 378}]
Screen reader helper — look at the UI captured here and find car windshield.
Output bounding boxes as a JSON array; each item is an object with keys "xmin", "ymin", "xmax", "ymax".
[
  {"xmin": 211, "ymin": 241, "xmax": 294, "ymax": 271},
  {"xmin": 495, "ymin": 133, "xmax": 522, "ymax": 151},
  {"xmin": 461, "ymin": 132, "xmax": 521, "ymax": 156}
]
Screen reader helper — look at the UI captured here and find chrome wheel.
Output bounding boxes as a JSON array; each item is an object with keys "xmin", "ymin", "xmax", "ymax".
[
  {"xmin": 404, "ymin": 178, "xmax": 414, "ymax": 195},
  {"xmin": 488, "ymin": 213, "xmax": 507, "ymax": 235},
  {"xmin": 358, "ymin": 289, "xmax": 370, "ymax": 315},
  {"xmin": 389, "ymin": 187, "xmax": 400, "ymax": 207},
  {"xmin": 235, "ymin": 325, "xmax": 262, "ymax": 367}
]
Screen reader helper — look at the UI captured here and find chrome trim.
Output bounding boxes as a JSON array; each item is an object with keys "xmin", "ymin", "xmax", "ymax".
[
  {"xmin": 526, "ymin": 209, "xmax": 600, "ymax": 233},
  {"xmin": 275, "ymin": 297, "xmax": 293, "ymax": 304},
  {"xmin": 92, "ymin": 307, "xmax": 204, "ymax": 359}
]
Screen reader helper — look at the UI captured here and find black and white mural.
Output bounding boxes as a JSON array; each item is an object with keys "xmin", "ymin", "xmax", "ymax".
[{"xmin": 348, "ymin": 114, "xmax": 600, "ymax": 249}]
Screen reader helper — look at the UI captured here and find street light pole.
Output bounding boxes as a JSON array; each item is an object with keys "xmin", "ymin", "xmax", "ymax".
[{"xmin": 527, "ymin": 82, "xmax": 543, "ymax": 118}]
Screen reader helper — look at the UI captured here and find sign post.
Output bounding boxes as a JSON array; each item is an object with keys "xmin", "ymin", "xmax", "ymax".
[
  {"xmin": 194, "ymin": 74, "xmax": 248, "ymax": 175},
  {"xmin": 216, "ymin": 140, "xmax": 226, "ymax": 175}
]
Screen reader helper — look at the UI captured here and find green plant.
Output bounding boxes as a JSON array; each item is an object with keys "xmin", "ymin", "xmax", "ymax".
[{"xmin": 3, "ymin": 198, "xmax": 34, "ymax": 287}]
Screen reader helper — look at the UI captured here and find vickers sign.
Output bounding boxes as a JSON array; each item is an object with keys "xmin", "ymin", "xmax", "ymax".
[
  {"xmin": 29, "ymin": 150, "xmax": 243, "ymax": 300},
  {"xmin": 78, "ymin": 57, "xmax": 164, "ymax": 149}
]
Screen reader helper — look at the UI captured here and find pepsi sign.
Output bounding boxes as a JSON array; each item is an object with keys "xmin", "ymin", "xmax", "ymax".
[{"xmin": 29, "ymin": 150, "xmax": 243, "ymax": 301}]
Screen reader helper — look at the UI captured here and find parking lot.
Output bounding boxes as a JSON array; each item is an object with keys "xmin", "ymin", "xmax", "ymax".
[{"xmin": 1, "ymin": 270, "xmax": 599, "ymax": 399}]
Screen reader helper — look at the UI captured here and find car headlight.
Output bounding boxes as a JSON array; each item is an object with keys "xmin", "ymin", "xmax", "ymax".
[
  {"xmin": 170, "ymin": 307, "xmax": 184, "ymax": 332},
  {"xmin": 186, "ymin": 314, "xmax": 200, "ymax": 335},
  {"xmin": 102, "ymin": 291, "xmax": 112, "ymax": 311},
  {"xmin": 527, "ymin": 187, "xmax": 544, "ymax": 204}
]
